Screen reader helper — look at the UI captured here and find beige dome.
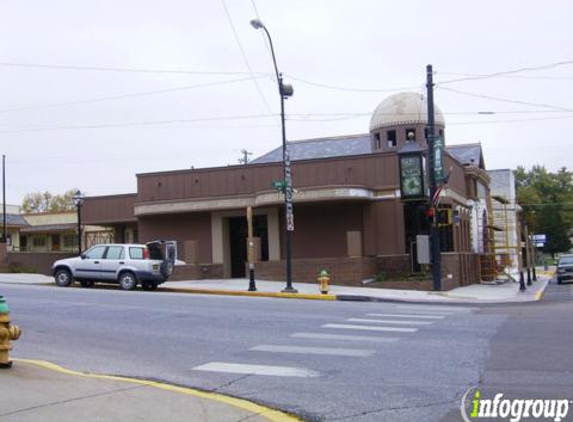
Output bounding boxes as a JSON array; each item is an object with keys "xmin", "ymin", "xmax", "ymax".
[{"xmin": 369, "ymin": 92, "xmax": 445, "ymax": 131}]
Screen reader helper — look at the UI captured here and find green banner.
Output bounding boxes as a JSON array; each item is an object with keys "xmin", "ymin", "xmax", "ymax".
[{"xmin": 433, "ymin": 137, "xmax": 444, "ymax": 183}]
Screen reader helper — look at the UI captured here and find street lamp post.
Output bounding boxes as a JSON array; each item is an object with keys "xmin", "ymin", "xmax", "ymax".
[
  {"xmin": 250, "ymin": 18, "xmax": 297, "ymax": 293},
  {"xmin": 73, "ymin": 190, "xmax": 84, "ymax": 255}
]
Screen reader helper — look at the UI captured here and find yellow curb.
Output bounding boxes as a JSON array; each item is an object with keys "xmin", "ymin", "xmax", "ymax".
[
  {"xmin": 163, "ymin": 287, "xmax": 337, "ymax": 301},
  {"xmin": 13, "ymin": 359, "xmax": 305, "ymax": 422},
  {"xmin": 535, "ymin": 280, "xmax": 549, "ymax": 301}
]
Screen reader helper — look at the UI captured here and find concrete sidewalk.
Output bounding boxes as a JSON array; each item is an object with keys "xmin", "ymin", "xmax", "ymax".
[
  {"xmin": 0, "ymin": 271, "xmax": 552, "ymax": 304},
  {"xmin": 0, "ymin": 359, "xmax": 300, "ymax": 422}
]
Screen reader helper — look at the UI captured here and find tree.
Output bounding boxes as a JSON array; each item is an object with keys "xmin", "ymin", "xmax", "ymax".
[
  {"xmin": 22, "ymin": 189, "xmax": 79, "ymax": 213},
  {"xmin": 514, "ymin": 166, "xmax": 573, "ymax": 257}
]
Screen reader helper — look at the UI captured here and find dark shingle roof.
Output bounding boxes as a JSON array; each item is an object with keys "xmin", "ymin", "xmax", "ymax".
[
  {"xmin": 446, "ymin": 143, "xmax": 483, "ymax": 168},
  {"xmin": 251, "ymin": 134, "xmax": 372, "ymax": 164},
  {"xmin": 251, "ymin": 134, "xmax": 485, "ymax": 169},
  {"xmin": 0, "ymin": 214, "xmax": 30, "ymax": 227}
]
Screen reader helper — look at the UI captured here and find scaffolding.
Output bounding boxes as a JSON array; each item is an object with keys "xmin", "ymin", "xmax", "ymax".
[{"xmin": 480, "ymin": 195, "xmax": 521, "ymax": 282}]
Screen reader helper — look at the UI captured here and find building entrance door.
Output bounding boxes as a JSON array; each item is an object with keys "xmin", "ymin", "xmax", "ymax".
[
  {"xmin": 228, "ymin": 215, "xmax": 269, "ymax": 278},
  {"xmin": 51, "ymin": 234, "xmax": 61, "ymax": 251}
]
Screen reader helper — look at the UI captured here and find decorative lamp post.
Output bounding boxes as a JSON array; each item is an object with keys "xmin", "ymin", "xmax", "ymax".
[
  {"xmin": 250, "ymin": 18, "xmax": 297, "ymax": 293},
  {"xmin": 73, "ymin": 190, "xmax": 84, "ymax": 255}
]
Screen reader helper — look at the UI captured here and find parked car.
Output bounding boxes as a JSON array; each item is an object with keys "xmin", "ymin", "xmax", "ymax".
[
  {"xmin": 556, "ymin": 254, "xmax": 573, "ymax": 284},
  {"xmin": 51, "ymin": 241, "xmax": 177, "ymax": 291}
]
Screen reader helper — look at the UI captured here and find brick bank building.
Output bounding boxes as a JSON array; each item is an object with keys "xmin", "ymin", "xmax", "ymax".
[{"xmin": 82, "ymin": 92, "xmax": 491, "ymax": 290}]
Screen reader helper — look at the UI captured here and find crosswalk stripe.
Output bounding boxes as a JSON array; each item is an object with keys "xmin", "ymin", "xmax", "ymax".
[
  {"xmin": 347, "ymin": 318, "xmax": 433, "ymax": 326},
  {"xmin": 366, "ymin": 313, "xmax": 445, "ymax": 320},
  {"xmin": 395, "ymin": 305, "xmax": 473, "ymax": 312},
  {"xmin": 192, "ymin": 362, "xmax": 320, "ymax": 377},
  {"xmin": 250, "ymin": 344, "xmax": 375, "ymax": 357},
  {"xmin": 323, "ymin": 323, "xmax": 418, "ymax": 333},
  {"xmin": 290, "ymin": 332, "xmax": 399, "ymax": 343}
]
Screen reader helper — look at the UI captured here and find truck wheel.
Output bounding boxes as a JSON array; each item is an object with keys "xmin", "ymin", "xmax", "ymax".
[
  {"xmin": 118, "ymin": 272, "xmax": 137, "ymax": 291},
  {"xmin": 55, "ymin": 269, "xmax": 73, "ymax": 287},
  {"xmin": 160, "ymin": 260, "xmax": 174, "ymax": 278}
]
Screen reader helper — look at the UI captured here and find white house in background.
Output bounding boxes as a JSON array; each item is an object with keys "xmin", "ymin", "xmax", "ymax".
[{"xmin": 20, "ymin": 211, "xmax": 112, "ymax": 252}]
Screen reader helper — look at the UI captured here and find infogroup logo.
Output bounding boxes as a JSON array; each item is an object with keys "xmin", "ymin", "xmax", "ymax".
[{"xmin": 460, "ymin": 388, "xmax": 571, "ymax": 422}]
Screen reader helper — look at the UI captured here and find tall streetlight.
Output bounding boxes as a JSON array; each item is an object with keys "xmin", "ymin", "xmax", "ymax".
[
  {"xmin": 73, "ymin": 190, "xmax": 84, "ymax": 255},
  {"xmin": 250, "ymin": 18, "xmax": 297, "ymax": 293}
]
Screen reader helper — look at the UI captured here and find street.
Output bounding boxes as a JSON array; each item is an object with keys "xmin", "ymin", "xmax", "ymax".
[{"xmin": 1, "ymin": 282, "xmax": 572, "ymax": 422}]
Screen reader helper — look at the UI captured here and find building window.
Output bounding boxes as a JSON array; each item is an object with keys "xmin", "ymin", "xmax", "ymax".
[
  {"xmin": 63, "ymin": 235, "xmax": 77, "ymax": 249},
  {"xmin": 374, "ymin": 132, "xmax": 381, "ymax": 149},
  {"xmin": 406, "ymin": 128, "xmax": 416, "ymax": 142},
  {"xmin": 32, "ymin": 236, "xmax": 46, "ymax": 248},
  {"xmin": 387, "ymin": 130, "xmax": 397, "ymax": 148}
]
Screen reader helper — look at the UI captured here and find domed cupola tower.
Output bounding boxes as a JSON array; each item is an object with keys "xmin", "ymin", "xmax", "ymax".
[{"xmin": 369, "ymin": 92, "xmax": 445, "ymax": 152}]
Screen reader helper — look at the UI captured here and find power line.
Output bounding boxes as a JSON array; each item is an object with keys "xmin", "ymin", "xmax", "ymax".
[
  {"xmin": 0, "ymin": 76, "xmax": 265, "ymax": 114},
  {"xmin": 220, "ymin": 0, "xmax": 275, "ymax": 117},
  {"xmin": 285, "ymin": 74, "xmax": 422, "ymax": 93},
  {"xmin": 436, "ymin": 60, "xmax": 573, "ymax": 85},
  {"xmin": 0, "ymin": 61, "xmax": 264, "ymax": 76},
  {"xmin": 438, "ymin": 86, "xmax": 573, "ymax": 112},
  {"xmin": 0, "ymin": 114, "xmax": 278, "ymax": 134},
  {"xmin": 448, "ymin": 114, "xmax": 573, "ymax": 126},
  {"xmin": 438, "ymin": 71, "xmax": 573, "ymax": 81}
]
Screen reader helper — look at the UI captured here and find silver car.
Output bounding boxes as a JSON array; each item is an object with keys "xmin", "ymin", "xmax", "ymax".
[{"xmin": 52, "ymin": 241, "xmax": 176, "ymax": 291}]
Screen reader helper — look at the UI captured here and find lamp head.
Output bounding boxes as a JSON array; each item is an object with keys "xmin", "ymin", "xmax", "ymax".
[
  {"xmin": 73, "ymin": 189, "xmax": 84, "ymax": 207},
  {"xmin": 250, "ymin": 19, "xmax": 264, "ymax": 30}
]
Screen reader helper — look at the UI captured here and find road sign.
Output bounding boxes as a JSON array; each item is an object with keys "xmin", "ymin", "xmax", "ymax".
[
  {"xmin": 531, "ymin": 234, "xmax": 546, "ymax": 242},
  {"xmin": 286, "ymin": 211, "xmax": 294, "ymax": 231},
  {"xmin": 271, "ymin": 180, "xmax": 286, "ymax": 191}
]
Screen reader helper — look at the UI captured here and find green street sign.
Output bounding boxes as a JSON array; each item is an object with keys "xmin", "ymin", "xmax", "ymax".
[
  {"xmin": 271, "ymin": 180, "xmax": 286, "ymax": 190},
  {"xmin": 433, "ymin": 136, "xmax": 444, "ymax": 184}
]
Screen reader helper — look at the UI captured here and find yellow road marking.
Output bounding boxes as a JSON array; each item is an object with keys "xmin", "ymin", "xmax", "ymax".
[{"xmin": 14, "ymin": 359, "xmax": 305, "ymax": 422}]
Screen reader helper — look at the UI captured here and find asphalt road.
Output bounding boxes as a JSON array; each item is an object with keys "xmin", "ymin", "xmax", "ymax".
[{"xmin": 2, "ymin": 281, "xmax": 572, "ymax": 422}]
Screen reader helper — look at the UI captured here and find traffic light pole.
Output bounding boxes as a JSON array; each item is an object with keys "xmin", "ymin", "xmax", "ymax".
[{"xmin": 426, "ymin": 64, "xmax": 442, "ymax": 291}]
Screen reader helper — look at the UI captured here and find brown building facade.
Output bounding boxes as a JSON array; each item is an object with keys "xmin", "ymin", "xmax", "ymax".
[{"xmin": 82, "ymin": 92, "xmax": 490, "ymax": 290}]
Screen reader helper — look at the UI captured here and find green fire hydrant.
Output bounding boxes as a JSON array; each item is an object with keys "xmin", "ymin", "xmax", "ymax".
[{"xmin": 0, "ymin": 296, "xmax": 21, "ymax": 368}]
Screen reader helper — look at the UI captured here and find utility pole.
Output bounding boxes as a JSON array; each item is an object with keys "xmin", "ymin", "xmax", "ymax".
[
  {"xmin": 239, "ymin": 149, "xmax": 252, "ymax": 165},
  {"xmin": 426, "ymin": 65, "xmax": 441, "ymax": 291}
]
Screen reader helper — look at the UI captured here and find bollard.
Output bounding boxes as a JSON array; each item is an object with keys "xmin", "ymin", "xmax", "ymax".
[
  {"xmin": 0, "ymin": 296, "xmax": 21, "ymax": 369},
  {"xmin": 519, "ymin": 271, "xmax": 526, "ymax": 292},
  {"xmin": 527, "ymin": 268, "xmax": 532, "ymax": 286}
]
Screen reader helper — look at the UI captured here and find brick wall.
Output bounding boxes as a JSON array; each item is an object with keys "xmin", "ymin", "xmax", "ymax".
[
  {"xmin": 170, "ymin": 264, "xmax": 224, "ymax": 281},
  {"xmin": 442, "ymin": 252, "xmax": 481, "ymax": 289},
  {"xmin": 375, "ymin": 255, "xmax": 411, "ymax": 273},
  {"xmin": 256, "ymin": 257, "xmax": 377, "ymax": 286},
  {"xmin": 5, "ymin": 252, "xmax": 76, "ymax": 275}
]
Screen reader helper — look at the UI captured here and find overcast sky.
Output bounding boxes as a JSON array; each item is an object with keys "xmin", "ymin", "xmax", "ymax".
[{"xmin": 0, "ymin": 0, "xmax": 571, "ymax": 205}]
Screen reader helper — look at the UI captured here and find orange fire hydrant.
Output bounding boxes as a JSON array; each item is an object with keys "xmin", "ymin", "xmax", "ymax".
[
  {"xmin": 0, "ymin": 296, "xmax": 21, "ymax": 369},
  {"xmin": 318, "ymin": 269, "xmax": 330, "ymax": 294}
]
